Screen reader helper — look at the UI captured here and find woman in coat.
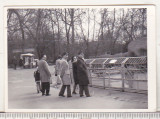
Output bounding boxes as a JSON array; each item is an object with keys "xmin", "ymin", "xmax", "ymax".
[
  {"xmin": 71, "ymin": 56, "xmax": 79, "ymax": 94},
  {"xmin": 59, "ymin": 52, "xmax": 72, "ymax": 97}
]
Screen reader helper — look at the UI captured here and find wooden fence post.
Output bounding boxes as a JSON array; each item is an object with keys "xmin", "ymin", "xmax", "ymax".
[
  {"xmin": 108, "ymin": 69, "xmax": 111, "ymax": 95},
  {"xmin": 103, "ymin": 69, "xmax": 106, "ymax": 89},
  {"xmin": 121, "ymin": 64, "xmax": 125, "ymax": 92}
]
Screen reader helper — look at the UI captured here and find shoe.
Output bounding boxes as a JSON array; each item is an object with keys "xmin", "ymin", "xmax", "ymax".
[
  {"xmin": 67, "ymin": 96, "xmax": 72, "ymax": 98},
  {"xmin": 86, "ymin": 95, "xmax": 91, "ymax": 97},
  {"xmin": 59, "ymin": 95, "xmax": 65, "ymax": 97},
  {"xmin": 80, "ymin": 95, "xmax": 84, "ymax": 97},
  {"xmin": 72, "ymin": 92, "xmax": 77, "ymax": 94},
  {"xmin": 42, "ymin": 94, "xmax": 45, "ymax": 96},
  {"xmin": 46, "ymin": 94, "xmax": 51, "ymax": 96}
]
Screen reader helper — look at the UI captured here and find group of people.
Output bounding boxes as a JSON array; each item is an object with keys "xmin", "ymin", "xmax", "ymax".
[{"xmin": 35, "ymin": 51, "xmax": 91, "ymax": 97}]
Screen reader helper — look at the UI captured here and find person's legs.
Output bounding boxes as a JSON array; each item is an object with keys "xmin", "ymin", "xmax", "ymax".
[
  {"xmin": 43, "ymin": 82, "xmax": 46, "ymax": 94},
  {"xmin": 46, "ymin": 82, "xmax": 50, "ymax": 96},
  {"xmin": 41, "ymin": 82, "xmax": 45, "ymax": 96},
  {"xmin": 67, "ymin": 85, "xmax": 72, "ymax": 97},
  {"xmin": 72, "ymin": 84, "xmax": 77, "ymax": 94},
  {"xmin": 39, "ymin": 81, "xmax": 42, "ymax": 92},
  {"xmin": 84, "ymin": 85, "xmax": 90, "ymax": 97},
  {"xmin": 36, "ymin": 82, "xmax": 40, "ymax": 93},
  {"xmin": 59, "ymin": 85, "xmax": 66, "ymax": 96},
  {"xmin": 79, "ymin": 85, "xmax": 84, "ymax": 97},
  {"xmin": 42, "ymin": 82, "xmax": 48, "ymax": 95},
  {"xmin": 43, "ymin": 82, "xmax": 47, "ymax": 95}
]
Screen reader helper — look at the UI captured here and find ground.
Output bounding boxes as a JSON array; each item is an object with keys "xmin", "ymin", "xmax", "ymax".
[{"xmin": 8, "ymin": 66, "xmax": 147, "ymax": 109}]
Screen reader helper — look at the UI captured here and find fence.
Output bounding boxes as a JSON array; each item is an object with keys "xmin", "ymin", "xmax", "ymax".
[{"xmin": 86, "ymin": 57, "xmax": 147, "ymax": 94}]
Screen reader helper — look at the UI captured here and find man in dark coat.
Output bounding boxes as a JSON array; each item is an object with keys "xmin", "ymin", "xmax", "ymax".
[
  {"xmin": 71, "ymin": 56, "xmax": 79, "ymax": 94},
  {"xmin": 77, "ymin": 51, "xmax": 91, "ymax": 97}
]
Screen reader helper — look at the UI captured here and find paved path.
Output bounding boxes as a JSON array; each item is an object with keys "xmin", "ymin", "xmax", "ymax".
[{"xmin": 8, "ymin": 66, "xmax": 147, "ymax": 109}]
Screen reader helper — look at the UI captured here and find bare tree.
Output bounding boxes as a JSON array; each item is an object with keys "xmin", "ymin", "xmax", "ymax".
[
  {"xmin": 8, "ymin": 9, "xmax": 25, "ymax": 53},
  {"xmin": 55, "ymin": 9, "xmax": 62, "ymax": 54},
  {"xmin": 7, "ymin": 8, "xmax": 147, "ymax": 61}
]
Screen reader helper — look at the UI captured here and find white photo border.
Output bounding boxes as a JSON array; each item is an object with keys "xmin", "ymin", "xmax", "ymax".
[{"xmin": 4, "ymin": 5, "xmax": 156, "ymax": 112}]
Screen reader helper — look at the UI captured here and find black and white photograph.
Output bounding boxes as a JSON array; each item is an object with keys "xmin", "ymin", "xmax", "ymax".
[{"xmin": 5, "ymin": 6, "xmax": 156, "ymax": 111}]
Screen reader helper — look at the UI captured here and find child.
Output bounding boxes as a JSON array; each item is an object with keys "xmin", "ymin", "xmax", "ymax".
[{"xmin": 34, "ymin": 68, "xmax": 41, "ymax": 93}]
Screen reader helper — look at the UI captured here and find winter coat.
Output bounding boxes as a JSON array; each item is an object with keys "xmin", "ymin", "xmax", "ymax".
[
  {"xmin": 60, "ymin": 59, "xmax": 71, "ymax": 85},
  {"xmin": 77, "ymin": 57, "xmax": 89, "ymax": 85},
  {"xmin": 38, "ymin": 59, "xmax": 51, "ymax": 82},
  {"xmin": 55, "ymin": 59, "xmax": 62, "ymax": 75},
  {"xmin": 72, "ymin": 62, "xmax": 79, "ymax": 84}
]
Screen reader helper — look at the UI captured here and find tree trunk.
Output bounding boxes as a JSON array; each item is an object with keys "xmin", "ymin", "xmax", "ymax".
[
  {"xmin": 64, "ymin": 9, "xmax": 70, "ymax": 54},
  {"xmin": 86, "ymin": 40, "xmax": 89, "ymax": 58},
  {"xmin": 51, "ymin": 23, "xmax": 56, "ymax": 61},
  {"xmin": 57, "ymin": 20, "xmax": 61, "ymax": 55},
  {"xmin": 71, "ymin": 9, "xmax": 75, "ymax": 44},
  {"xmin": 13, "ymin": 10, "xmax": 25, "ymax": 53}
]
